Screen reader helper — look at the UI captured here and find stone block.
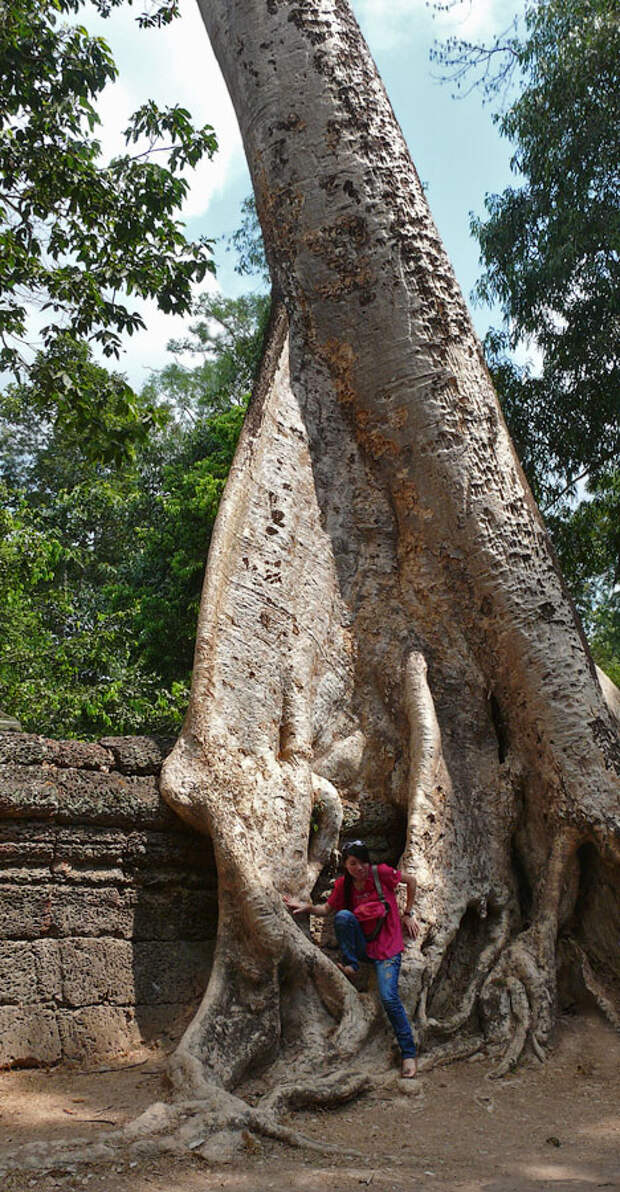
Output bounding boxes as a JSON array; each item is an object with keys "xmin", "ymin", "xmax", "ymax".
[
  {"xmin": 0, "ymin": 883, "xmax": 135, "ymax": 940},
  {"xmin": 123, "ymin": 829, "xmax": 216, "ymax": 882},
  {"xmin": 0, "ymin": 878, "xmax": 217, "ymax": 945},
  {"xmin": 132, "ymin": 887, "xmax": 218, "ymax": 942},
  {"xmin": 32, "ymin": 939, "xmax": 62, "ymax": 1001},
  {"xmin": 0, "ymin": 885, "xmax": 55, "ymax": 939},
  {"xmin": 0, "ymin": 942, "xmax": 37, "ymax": 1003},
  {"xmin": 55, "ymin": 770, "xmax": 171, "ymax": 829},
  {"xmin": 46, "ymin": 739, "xmax": 114, "ymax": 771},
  {"xmin": 0, "ymin": 733, "xmax": 114, "ymax": 771},
  {"xmin": 0, "ymin": 715, "xmax": 21, "ymax": 732},
  {"xmin": 0, "ymin": 940, "xmax": 62, "ymax": 1004},
  {"xmin": 57, "ymin": 1006, "xmax": 140, "ymax": 1061},
  {"xmin": 60, "ymin": 939, "xmax": 134, "ymax": 1007},
  {"xmin": 52, "ymin": 864, "xmax": 126, "ymax": 888},
  {"xmin": 98, "ymin": 736, "xmax": 166, "ymax": 776},
  {"xmin": 0, "ymin": 765, "xmax": 59, "ymax": 820},
  {"xmin": 135, "ymin": 1002, "xmax": 199, "ymax": 1045},
  {"xmin": 58, "ymin": 885, "xmax": 136, "ymax": 938},
  {"xmin": 0, "ymin": 765, "xmax": 175, "ymax": 829},
  {"xmin": 0, "ymin": 728, "xmax": 221, "ymax": 1067},
  {"xmin": 132, "ymin": 940, "xmax": 214, "ymax": 1004},
  {"xmin": 0, "ymin": 822, "xmax": 56, "ymax": 869},
  {"xmin": 342, "ymin": 792, "xmax": 404, "ymax": 862},
  {"xmin": 357, "ymin": 790, "xmax": 403, "ymax": 836},
  {"xmin": 0, "ymin": 1005, "xmax": 61, "ymax": 1068},
  {"xmin": 0, "ymin": 734, "xmax": 47, "ymax": 766},
  {"xmin": 53, "ymin": 826, "xmax": 130, "ymax": 873}
]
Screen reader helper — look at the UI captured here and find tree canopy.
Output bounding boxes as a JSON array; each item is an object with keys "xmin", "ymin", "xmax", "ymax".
[
  {"xmin": 0, "ymin": 0, "xmax": 271, "ymax": 736},
  {"xmin": 436, "ymin": 0, "xmax": 619, "ymax": 680},
  {"xmin": 0, "ymin": 291, "xmax": 268, "ymax": 737},
  {"xmin": 471, "ymin": 0, "xmax": 618, "ymax": 496},
  {"xmin": 0, "ymin": 0, "xmax": 216, "ymax": 451}
]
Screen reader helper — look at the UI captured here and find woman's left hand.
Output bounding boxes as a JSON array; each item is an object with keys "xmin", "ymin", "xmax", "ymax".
[{"xmin": 402, "ymin": 914, "xmax": 419, "ymax": 939}]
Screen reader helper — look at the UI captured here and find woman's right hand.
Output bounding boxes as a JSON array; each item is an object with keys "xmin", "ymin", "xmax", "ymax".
[{"xmin": 283, "ymin": 894, "xmax": 308, "ymax": 915}]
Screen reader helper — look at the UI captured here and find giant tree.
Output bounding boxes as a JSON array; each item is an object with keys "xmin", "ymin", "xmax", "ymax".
[
  {"xmin": 3, "ymin": 0, "xmax": 619, "ymax": 1172},
  {"xmin": 160, "ymin": 0, "xmax": 619, "ymax": 1097}
]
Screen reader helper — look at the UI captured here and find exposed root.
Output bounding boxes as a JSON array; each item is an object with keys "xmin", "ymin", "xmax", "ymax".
[
  {"xmin": 288, "ymin": 914, "xmax": 376, "ymax": 1043},
  {"xmin": 476, "ymin": 830, "xmax": 584, "ymax": 1076},
  {"xmin": 531, "ymin": 1032, "xmax": 546, "ymax": 1063},
  {"xmin": 0, "ymin": 1071, "xmax": 371, "ymax": 1175},
  {"xmin": 247, "ymin": 1112, "xmax": 365, "ymax": 1159},
  {"xmin": 259, "ymin": 1069, "xmax": 370, "ymax": 1116},
  {"xmin": 167, "ymin": 1048, "xmax": 214, "ymax": 1102},
  {"xmin": 481, "ymin": 932, "xmax": 556, "ymax": 1076},
  {"xmin": 307, "ymin": 773, "xmax": 343, "ymax": 886},
  {"xmin": 401, "ymin": 649, "xmax": 446, "ymax": 879},
  {"xmin": 403, "ymin": 651, "xmax": 443, "ymax": 800},
  {"xmin": 166, "ymin": 884, "xmax": 371, "ymax": 1100},
  {"xmin": 566, "ymin": 938, "xmax": 620, "ymax": 1030},
  {"xmin": 418, "ymin": 903, "xmax": 513, "ymax": 1037},
  {"xmin": 418, "ymin": 1035, "xmax": 486, "ymax": 1069},
  {"xmin": 166, "ymin": 941, "xmax": 282, "ymax": 1096},
  {"xmin": 0, "ymin": 1093, "xmax": 247, "ymax": 1174},
  {"xmin": 285, "ymin": 924, "xmax": 381, "ymax": 1057},
  {"xmin": 490, "ymin": 976, "xmax": 531, "ymax": 1078}
]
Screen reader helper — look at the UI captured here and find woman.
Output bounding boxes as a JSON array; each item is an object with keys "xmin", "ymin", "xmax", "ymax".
[{"xmin": 285, "ymin": 840, "xmax": 418, "ymax": 1078}]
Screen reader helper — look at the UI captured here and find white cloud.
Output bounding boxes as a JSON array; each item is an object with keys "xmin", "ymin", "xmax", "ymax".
[
  {"xmin": 353, "ymin": 0, "xmax": 516, "ymax": 53},
  {"xmin": 105, "ymin": 279, "xmax": 220, "ymax": 389},
  {"xmin": 88, "ymin": 0, "xmax": 245, "ymax": 219},
  {"xmin": 64, "ymin": 0, "xmax": 247, "ymax": 384},
  {"xmin": 430, "ymin": 0, "xmax": 515, "ymax": 40},
  {"xmin": 512, "ymin": 337, "xmax": 544, "ymax": 378}
]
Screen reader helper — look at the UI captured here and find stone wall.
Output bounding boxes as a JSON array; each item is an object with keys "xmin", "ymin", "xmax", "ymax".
[{"xmin": 0, "ymin": 732, "xmax": 217, "ymax": 1068}]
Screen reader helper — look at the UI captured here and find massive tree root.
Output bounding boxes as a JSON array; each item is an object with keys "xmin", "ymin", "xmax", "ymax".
[
  {"xmin": 158, "ymin": 289, "xmax": 619, "ymax": 1115},
  {"xmin": 159, "ymin": 312, "xmax": 391, "ymax": 1103},
  {"xmin": 0, "ymin": 1072, "xmax": 372, "ymax": 1176}
]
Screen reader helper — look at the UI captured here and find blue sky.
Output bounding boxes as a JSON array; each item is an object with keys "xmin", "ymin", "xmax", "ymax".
[{"xmin": 85, "ymin": 0, "xmax": 520, "ymax": 387}]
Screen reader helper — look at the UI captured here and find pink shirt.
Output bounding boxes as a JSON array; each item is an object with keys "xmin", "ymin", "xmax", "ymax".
[{"xmin": 327, "ymin": 864, "xmax": 404, "ymax": 960}]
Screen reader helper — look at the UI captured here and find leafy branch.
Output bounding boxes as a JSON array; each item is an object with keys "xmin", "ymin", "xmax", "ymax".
[{"xmin": 0, "ymin": 0, "xmax": 218, "ymax": 450}]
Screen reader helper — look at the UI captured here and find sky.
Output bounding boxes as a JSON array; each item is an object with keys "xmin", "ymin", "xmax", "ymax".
[{"xmin": 83, "ymin": 0, "xmax": 520, "ymax": 389}]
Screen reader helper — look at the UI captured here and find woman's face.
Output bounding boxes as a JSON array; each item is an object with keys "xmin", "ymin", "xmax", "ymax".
[{"xmin": 344, "ymin": 854, "xmax": 369, "ymax": 881}]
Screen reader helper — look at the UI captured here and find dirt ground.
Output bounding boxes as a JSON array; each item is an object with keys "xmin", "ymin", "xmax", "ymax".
[{"xmin": 0, "ymin": 1011, "xmax": 618, "ymax": 1192}]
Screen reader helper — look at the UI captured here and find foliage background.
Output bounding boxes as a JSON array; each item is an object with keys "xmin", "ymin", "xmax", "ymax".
[
  {"xmin": 439, "ymin": 0, "xmax": 619, "ymax": 684},
  {"xmin": 0, "ymin": 294, "xmax": 268, "ymax": 736}
]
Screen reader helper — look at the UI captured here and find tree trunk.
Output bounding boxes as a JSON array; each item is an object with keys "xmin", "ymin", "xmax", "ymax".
[{"xmin": 161, "ymin": 0, "xmax": 619, "ymax": 1099}]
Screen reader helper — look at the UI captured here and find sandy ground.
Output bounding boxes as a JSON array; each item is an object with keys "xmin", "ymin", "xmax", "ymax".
[{"xmin": 0, "ymin": 1011, "xmax": 618, "ymax": 1192}]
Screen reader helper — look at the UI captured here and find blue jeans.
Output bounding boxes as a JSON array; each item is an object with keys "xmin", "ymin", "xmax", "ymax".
[{"xmin": 334, "ymin": 909, "xmax": 417, "ymax": 1060}]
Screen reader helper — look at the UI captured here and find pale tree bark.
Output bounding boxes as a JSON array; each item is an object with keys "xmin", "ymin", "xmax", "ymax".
[{"xmin": 155, "ymin": 0, "xmax": 620, "ymax": 1116}]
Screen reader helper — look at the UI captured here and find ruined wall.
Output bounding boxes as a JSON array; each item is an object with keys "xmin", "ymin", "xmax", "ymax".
[{"xmin": 0, "ymin": 733, "xmax": 217, "ymax": 1068}]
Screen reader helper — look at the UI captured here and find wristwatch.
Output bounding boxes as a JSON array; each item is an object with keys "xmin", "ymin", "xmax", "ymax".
[{"xmin": 404, "ymin": 910, "xmax": 414, "ymax": 918}]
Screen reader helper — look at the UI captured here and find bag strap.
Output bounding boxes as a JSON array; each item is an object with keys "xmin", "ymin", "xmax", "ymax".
[
  {"xmin": 371, "ymin": 864, "xmax": 387, "ymax": 906},
  {"xmin": 365, "ymin": 864, "xmax": 389, "ymax": 941}
]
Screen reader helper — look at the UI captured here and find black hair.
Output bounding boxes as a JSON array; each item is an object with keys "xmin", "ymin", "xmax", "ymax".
[{"xmin": 341, "ymin": 840, "xmax": 371, "ymax": 909}]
